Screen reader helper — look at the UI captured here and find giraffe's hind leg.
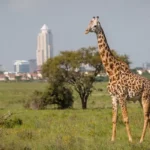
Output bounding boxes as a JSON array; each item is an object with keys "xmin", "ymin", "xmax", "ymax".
[{"xmin": 139, "ymin": 97, "xmax": 150, "ymax": 143}]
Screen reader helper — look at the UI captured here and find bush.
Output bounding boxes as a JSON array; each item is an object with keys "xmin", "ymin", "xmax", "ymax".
[
  {"xmin": 141, "ymin": 71, "xmax": 150, "ymax": 79},
  {"xmin": 24, "ymin": 90, "xmax": 45, "ymax": 110},
  {"xmin": 95, "ymin": 76, "xmax": 109, "ymax": 82},
  {"xmin": 24, "ymin": 84, "xmax": 74, "ymax": 110},
  {"xmin": 4, "ymin": 117, "xmax": 23, "ymax": 128},
  {"xmin": 43, "ymin": 84, "xmax": 74, "ymax": 109}
]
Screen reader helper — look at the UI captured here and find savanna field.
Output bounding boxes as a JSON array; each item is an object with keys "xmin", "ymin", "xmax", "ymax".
[{"xmin": 0, "ymin": 82, "xmax": 150, "ymax": 150}]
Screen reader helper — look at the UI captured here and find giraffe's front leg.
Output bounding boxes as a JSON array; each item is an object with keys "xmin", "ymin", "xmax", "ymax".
[
  {"xmin": 139, "ymin": 98, "xmax": 150, "ymax": 143},
  {"xmin": 111, "ymin": 96, "xmax": 118, "ymax": 142},
  {"xmin": 119, "ymin": 97, "xmax": 132, "ymax": 142}
]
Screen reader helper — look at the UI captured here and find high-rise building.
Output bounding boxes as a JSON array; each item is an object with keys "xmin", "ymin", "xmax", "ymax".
[
  {"xmin": 14, "ymin": 60, "xmax": 29, "ymax": 73},
  {"xmin": 0, "ymin": 65, "xmax": 4, "ymax": 72},
  {"xmin": 36, "ymin": 24, "xmax": 53, "ymax": 71},
  {"xmin": 28, "ymin": 59, "xmax": 37, "ymax": 73}
]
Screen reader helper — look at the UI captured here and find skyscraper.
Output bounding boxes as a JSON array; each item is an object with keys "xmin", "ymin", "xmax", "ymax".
[
  {"xmin": 36, "ymin": 24, "xmax": 53, "ymax": 71},
  {"xmin": 28, "ymin": 59, "xmax": 37, "ymax": 73}
]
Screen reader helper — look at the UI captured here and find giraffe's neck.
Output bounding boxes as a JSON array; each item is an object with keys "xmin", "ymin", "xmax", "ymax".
[{"xmin": 96, "ymin": 28, "xmax": 129, "ymax": 78}]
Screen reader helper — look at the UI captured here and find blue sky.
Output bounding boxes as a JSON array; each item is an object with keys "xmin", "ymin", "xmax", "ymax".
[{"xmin": 1, "ymin": 0, "xmax": 150, "ymax": 70}]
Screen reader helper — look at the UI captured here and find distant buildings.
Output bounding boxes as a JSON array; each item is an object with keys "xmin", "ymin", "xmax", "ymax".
[
  {"xmin": 36, "ymin": 24, "xmax": 53, "ymax": 71},
  {"xmin": 13, "ymin": 59, "xmax": 37, "ymax": 73},
  {"xmin": 28, "ymin": 59, "xmax": 36, "ymax": 73},
  {"xmin": 0, "ymin": 72, "xmax": 43, "ymax": 81},
  {"xmin": 14, "ymin": 60, "xmax": 29, "ymax": 73},
  {"xmin": 0, "ymin": 65, "xmax": 4, "ymax": 72}
]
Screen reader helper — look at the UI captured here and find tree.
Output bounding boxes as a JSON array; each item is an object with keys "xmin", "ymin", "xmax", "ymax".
[
  {"xmin": 5, "ymin": 76, "xmax": 9, "ymax": 82},
  {"xmin": 111, "ymin": 49, "xmax": 131, "ymax": 66},
  {"xmin": 0, "ymin": 71, "xmax": 4, "ymax": 74},
  {"xmin": 42, "ymin": 47, "xmax": 131, "ymax": 109},
  {"xmin": 42, "ymin": 47, "xmax": 102, "ymax": 109},
  {"xmin": 15, "ymin": 75, "xmax": 22, "ymax": 82}
]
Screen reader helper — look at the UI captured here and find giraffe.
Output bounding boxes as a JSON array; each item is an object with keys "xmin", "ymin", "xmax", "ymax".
[{"xmin": 84, "ymin": 16, "xmax": 150, "ymax": 143}]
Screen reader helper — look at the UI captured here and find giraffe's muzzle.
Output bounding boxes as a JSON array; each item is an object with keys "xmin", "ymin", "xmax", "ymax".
[{"xmin": 85, "ymin": 29, "xmax": 89, "ymax": 34}]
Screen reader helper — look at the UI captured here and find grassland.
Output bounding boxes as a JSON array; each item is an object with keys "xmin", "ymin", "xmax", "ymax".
[{"xmin": 0, "ymin": 82, "xmax": 150, "ymax": 150}]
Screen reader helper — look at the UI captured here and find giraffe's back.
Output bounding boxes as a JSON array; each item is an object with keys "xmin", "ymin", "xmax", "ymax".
[{"xmin": 108, "ymin": 72, "xmax": 150, "ymax": 102}]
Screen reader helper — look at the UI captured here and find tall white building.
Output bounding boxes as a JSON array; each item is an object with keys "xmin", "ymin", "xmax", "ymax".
[{"xmin": 36, "ymin": 24, "xmax": 53, "ymax": 71}]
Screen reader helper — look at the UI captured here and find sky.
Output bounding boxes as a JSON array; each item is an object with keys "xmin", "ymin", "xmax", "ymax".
[{"xmin": 0, "ymin": 0, "xmax": 150, "ymax": 71}]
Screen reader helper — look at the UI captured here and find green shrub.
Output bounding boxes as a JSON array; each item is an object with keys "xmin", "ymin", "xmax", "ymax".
[
  {"xmin": 141, "ymin": 71, "xmax": 150, "ymax": 79},
  {"xmin": 95, "ymin": 76, "xmax": 109, "ymax": 82},
  {"xmin": 4, "ymin": 117, "xmax": 23, "ymax": 128},
  {"xmin": 24, "ymin": 90, "xmax": 45, "ymax": 110},
  {"xmin": 24, "ymin": 84, "xmax": 74, "ymax": 110}
]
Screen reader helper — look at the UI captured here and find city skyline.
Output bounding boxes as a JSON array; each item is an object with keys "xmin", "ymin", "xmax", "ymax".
[{"xmin": 1, "ymin": 0, "xmax": 150, "ymax": 70}]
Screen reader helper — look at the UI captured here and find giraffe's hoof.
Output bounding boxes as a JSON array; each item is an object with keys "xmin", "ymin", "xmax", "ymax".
[
  {"xmin": 139, "ymin": 139, "xmax": 143, "ymax": 143},
  {"xmin": 111, "ymin": 138, "xmax": 115, "ymax": 142},
  {"xmin": 129, "ymin": 138, "xmax": 132, "ymax": 143}
]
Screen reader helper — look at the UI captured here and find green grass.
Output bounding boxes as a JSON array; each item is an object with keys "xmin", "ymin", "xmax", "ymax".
[{"xmin": 0, "ymin": 82, "xmax": 150, "ymax": 150}]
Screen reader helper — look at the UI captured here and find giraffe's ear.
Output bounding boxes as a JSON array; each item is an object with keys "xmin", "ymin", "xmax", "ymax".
[
  {"xmin": 93, "ymin": 16, "xmax": 95, "ymax": 19},
  {"xmin": 97, "ymin": 16, "xmax": 99, "ymax": 19}
]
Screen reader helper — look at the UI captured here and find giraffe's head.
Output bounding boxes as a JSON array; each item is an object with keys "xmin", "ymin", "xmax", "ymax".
[{"xmin": 85, "ymin": 16, "xmax": 101, "ymax": 34}]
